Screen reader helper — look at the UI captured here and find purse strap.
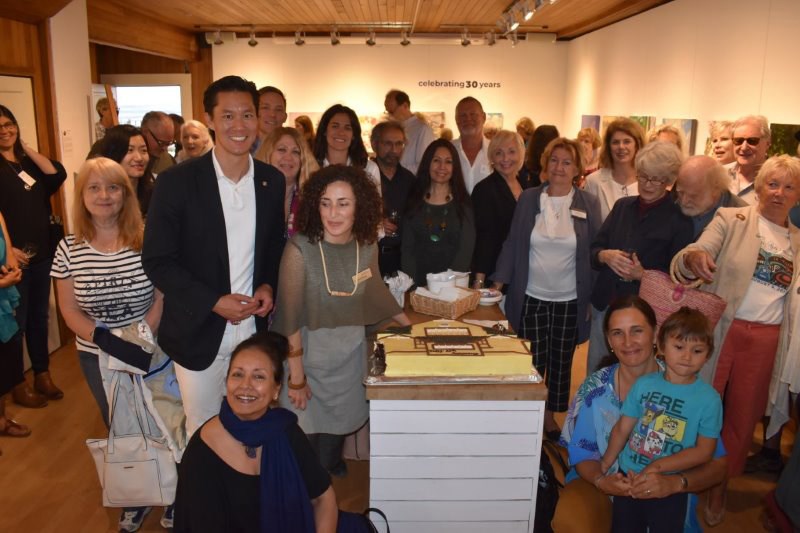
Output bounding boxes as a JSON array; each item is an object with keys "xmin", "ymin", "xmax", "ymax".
[
  {"xmin": 107, "ymin": 372, "xmax": 150, "ymax": 454},
  {"xmin": 669, "ymin": 253, "xmax": 704, "ymax": 289}
]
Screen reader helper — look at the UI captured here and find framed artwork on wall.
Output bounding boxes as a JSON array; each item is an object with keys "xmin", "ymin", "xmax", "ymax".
[{"xmin": 662, "ymin": 118, "xmax": 698, "ymax": 155}]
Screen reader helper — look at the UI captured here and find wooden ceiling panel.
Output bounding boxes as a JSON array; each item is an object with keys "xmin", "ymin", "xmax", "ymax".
[
  {"xmin": 89, "ymin": 0, "xmax": 673, "ymax": 40},
  {"xmin": 0, "ymin": 0, "xmax": 73, "ymax": 25}
]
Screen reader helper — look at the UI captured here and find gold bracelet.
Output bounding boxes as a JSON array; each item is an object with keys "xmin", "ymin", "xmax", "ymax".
[
  {"xmin": 287, "ymin": 347, "xmax": 304, "ymax": 359},
  {"xmin": 288, "ymin": 375, "xmax": 307, "ymax": 390},
  {"xmin": 677, "ymin": 472, "xmax": 688, "ymax": 491}
]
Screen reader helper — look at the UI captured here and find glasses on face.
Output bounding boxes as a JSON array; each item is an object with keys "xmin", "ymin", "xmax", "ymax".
[
  {"xmin": 147, "ymin": 129, "xmax": 174, "ymax": 149},
  {"xmin": 636, "ymin": 174, "xmax": 667, "ymax": 186},
  {"xmin": 0, "ymin": 122, "xmax": 17, "ymax": 132},
  {"xmin": 380, "ymin": 140, "xmax": 405, "ymax": 150},
  {"xmin": 733, "ymin": 136, "xmax": 761, "ymax": 147}
]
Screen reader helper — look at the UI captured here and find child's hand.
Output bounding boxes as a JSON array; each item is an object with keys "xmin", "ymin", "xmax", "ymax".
[{"xmin": 641, "ymin": 462, "xmax": 663, "ymax": 475}]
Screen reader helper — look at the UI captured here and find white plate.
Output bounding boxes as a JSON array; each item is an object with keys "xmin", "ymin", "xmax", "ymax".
[{"xmin": 479, "ymin": 288, "xmax": 503, "ymax": 305}]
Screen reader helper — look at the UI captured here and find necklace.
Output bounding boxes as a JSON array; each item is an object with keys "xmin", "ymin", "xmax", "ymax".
[
  {"xmin": 424, "ymin": 197, "xmax": 451, "ymax": 242},
  {"xmin": 243, "ymin": 443, "xmax": 257, "ymax": 459},
  {"xmin": 319, "ymin": 240, "xmax": 360, "ymax": 297}
]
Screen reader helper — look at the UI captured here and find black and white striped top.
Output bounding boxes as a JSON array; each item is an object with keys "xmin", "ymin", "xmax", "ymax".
[{"xmin": 51, "ymin": 234, "xmax": 154, "ymax": 355}]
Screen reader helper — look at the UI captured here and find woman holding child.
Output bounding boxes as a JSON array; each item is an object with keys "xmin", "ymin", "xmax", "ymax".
[{"xmin": 556, "ymin": 296, "xmax": 727, "ymax": 532}]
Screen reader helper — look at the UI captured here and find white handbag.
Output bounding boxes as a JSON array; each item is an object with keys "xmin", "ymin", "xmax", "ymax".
[{"xmin": 86, "ymin": 372, "xmax": 178, "ymax": 507}]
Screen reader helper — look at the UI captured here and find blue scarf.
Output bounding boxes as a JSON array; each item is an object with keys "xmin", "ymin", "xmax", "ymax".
[{"xmin": 218, "ymin": 399, "xmax": 316, "ymax": 533}]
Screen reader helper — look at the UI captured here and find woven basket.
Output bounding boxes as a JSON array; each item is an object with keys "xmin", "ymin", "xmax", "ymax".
[{"xmin": 410, "ymin": 289, "xmax": 481, "ymax": 319}]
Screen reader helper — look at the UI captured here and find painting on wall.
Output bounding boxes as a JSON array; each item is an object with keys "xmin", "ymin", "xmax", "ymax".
[
  {"xmin": 486, "ymin": 113, "xmax": 504, "ymax": 130},
  {"xmin": 420, "ymin": 111, "xmax": 446, "ymax": 138},
  {"xmin": 629, "ymin": 115, "xmax": 657, "ymax": 134},
  {"xmin": 769, "ymin": 123, "xmax": 800, "ymax": 157},
  {"xmin": 581, "ymin": 115, "xmax": 601, "ymax": 132},
  {"xmin": 662, "ymin": 118, "xmax": 698, "ymax": 155}
]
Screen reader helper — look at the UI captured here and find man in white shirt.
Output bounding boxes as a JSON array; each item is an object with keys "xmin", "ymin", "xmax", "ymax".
[
  {"xmin": 725, "ymin": 115, "xmax": 770, "ymax": 205},
  {"xmin": 452, "ymin": 96, "xmax": 491, "ymax": 193},
  {"xmin": 143, "ymin": 76, "xmax": 286, "ymax": 437},
  {"xmin": 384, "ymin": 89, "xmax": 434, "ymax": 174}
]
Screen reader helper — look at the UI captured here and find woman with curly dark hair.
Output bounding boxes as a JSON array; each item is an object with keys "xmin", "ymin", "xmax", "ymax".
[
  {"xmin": 313, "ymin": 104, "xmax": 381, "ymax": 192},
  {"xmin": 271, "ymin": 164, "xmax": 410, "ymax": 476},
  {"xmin": 402, "ymin": 139, "xmax": 475, "ymax": 286}
]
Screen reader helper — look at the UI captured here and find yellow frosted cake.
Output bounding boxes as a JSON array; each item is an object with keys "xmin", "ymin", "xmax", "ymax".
[{"xmin": 379, "ymin": 319, "xmax": 533, "ymax": 377}]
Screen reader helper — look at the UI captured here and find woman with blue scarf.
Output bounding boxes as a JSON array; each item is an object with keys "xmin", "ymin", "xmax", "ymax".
[{"xmin": 173, "ymin": 331, "xmax": 337, "ymax": 532}]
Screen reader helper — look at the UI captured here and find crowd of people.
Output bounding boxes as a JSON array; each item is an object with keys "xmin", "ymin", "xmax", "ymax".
[{"xmin": 1, "ymin": 75, "xmax": 799, "ymax": 532}]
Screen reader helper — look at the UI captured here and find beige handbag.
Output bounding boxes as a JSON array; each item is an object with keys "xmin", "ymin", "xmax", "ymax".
[{"xmin": 86, "ymin": 372, "xmax": 178, "ymax": 507}]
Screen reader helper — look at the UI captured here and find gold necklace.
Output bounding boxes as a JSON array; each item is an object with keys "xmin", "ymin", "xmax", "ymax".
[{"xmin": 318, "ymin": 239, "xmax": 360, "ymax": 297}]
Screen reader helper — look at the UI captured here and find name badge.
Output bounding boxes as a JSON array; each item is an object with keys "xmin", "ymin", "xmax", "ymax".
[
  {"xmin": 17, "ymin": 170, "xmax": 36, "ymax": 190},
  {"xmin": 353, "ymin": 268, "xmax": 372, "ymax": 284},
  {"xmin": 570, "ymin": 208, "xmax": 587, "ymax": 219}
]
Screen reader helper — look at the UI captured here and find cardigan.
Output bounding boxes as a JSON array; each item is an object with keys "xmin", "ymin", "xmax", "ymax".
[
  {"xmin": 590, "ymin": 195, "xmax": 693, "ymax": 311},
  {"xmin": 492, "ymin": 185, "xmax": 601, "ymax": 342}
]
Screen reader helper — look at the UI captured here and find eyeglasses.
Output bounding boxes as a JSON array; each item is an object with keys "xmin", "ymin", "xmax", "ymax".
[
  {"xmin": 0, "ymin": 122, "xmax": 17, "ymax": 132},
  {"xmin": 146, "ymin": 128, "xmax": 174, "ymax": 149},
  {"xmin": 636, "ymin": 174, "xmax": 668, "ymax": 186},
  {"xmin": 380, "ymin": 140, "xmax": 405, "ymax": 150},
  {"xmin": 733, "ymin": 136, "xmax": 761, "ymax": 146}
]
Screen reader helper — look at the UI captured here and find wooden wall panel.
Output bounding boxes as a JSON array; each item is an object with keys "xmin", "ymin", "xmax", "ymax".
[
  {"xmin": 190, "ymin": 46, "xmax": 214, "ymax": 121},
  {"xmin": 86, "ymin": 0, "xmax": 198, "ymax": 61}
]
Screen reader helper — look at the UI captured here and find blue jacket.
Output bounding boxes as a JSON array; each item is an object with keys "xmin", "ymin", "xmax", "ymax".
[{"xmin": 493, "ymin": 185, "xmax": 602, "ymax": 343}]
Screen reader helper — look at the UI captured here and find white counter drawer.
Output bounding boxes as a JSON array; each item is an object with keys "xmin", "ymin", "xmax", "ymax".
[
  {"xmin": 371, "ymin": 400, "xmax": 543, "ymax": 412},
  {"xmin": 371, "ymin": 477, "xmax": 533, "ymax": 500},
  {"xmin": 370, "ymin": 409, "xmax": 541, "ymax": 434},
  {"xmin": 371, "ymin": 433, "xmax": 540, "ymax": 456},
  {"xmin": 371, "ymin": 455, "xmax": 538, "ymax": 479},
  {"xmin": 370, "ymin": 499, "xmax": 532, "ymax": 522},
  {"xmin": 372, "ymin": 521, "xmax": 529, "ymax": 533}
]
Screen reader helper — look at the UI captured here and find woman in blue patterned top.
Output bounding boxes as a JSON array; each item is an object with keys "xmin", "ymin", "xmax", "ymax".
[{"xmin": 556, "ymin": 296, "xmax": 726, "ymax": 532}]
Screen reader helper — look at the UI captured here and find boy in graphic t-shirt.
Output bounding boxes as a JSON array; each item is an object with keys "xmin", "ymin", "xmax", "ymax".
[{"xmin": 600, "ymin": 307, "xmax": 723, "ymax": 532}]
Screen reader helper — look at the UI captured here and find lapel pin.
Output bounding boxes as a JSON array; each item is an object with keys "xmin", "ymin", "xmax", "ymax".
[
  {"xmin": 736, "ymin": 214, "xmax": 745, "ymax": 221},
  {"xmin": 262, "ymin": 180, "xmax": 267, "ymax": 187}
]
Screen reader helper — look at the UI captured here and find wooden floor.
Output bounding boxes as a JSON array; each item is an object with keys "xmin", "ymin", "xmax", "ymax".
[{"xmin": 0, "ymin": 342, "xmax": 793, "ymax": 532}]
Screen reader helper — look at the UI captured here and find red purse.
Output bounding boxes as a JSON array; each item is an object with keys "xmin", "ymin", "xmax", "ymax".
[{"xmin": 639, "ymin": 255, "xmax": 727, "ymax": 329}]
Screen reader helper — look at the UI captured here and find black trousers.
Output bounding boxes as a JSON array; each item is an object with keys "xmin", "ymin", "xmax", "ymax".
[
  {"xmin": 14, "ymin": 258, "xmax": 52, "ymax": 374},
  {"xmin": 612, "ymin": 491, "xmax": 688, "ymax": 532}
]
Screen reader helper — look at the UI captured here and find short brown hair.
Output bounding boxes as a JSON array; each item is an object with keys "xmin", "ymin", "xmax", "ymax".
[
  {"xmin": 541, "ymin": 137, "xmax": 584, "ymax": 180},
  {"xmin": 600, "ymin": 118, "xmax": 646, "ymax": 169},
  {"xmin": 296, "ymin": 164, "xmax": 382, "ymax": 245},
  {"xmin": 657, "ymin": 307, "xmax": 714, "ymax": 356},
  {"xmin": 72, "ymin": 157, "xmax": 144, "ymax": 251}
]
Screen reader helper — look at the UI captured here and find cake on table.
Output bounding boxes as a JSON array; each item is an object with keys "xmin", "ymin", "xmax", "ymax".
[{"xmin": 378, "ymin": 319, "xmax": 533, "ymax": 377}]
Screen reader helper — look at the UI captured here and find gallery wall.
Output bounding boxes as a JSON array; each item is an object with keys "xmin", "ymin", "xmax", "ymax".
[
  {"xmin": 563, "ymin": 0, "xmax": 800, "ymax": 152},
  {"xmin": 211, "ymin": 37, "xmax": 569, "ymax": 135}
]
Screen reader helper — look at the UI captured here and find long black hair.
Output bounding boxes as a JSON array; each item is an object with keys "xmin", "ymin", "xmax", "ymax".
[
  {"xmin": 406, "ymin": 138, "xmax": 470, "ymax": 221},
  {"xmin": 313, "ymin": 104, "xmax": 368, "ymax": 169}
]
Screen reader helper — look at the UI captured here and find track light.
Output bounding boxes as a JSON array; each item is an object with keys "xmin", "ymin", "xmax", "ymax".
[
  {"xmin": 485, "ymin": 31, "xmax": 496, "ymax": 46},
  {"xmin": 248, "ymin": 28, "xmax": 258, "ymax": 47},
  {"xmin": 330, "ymin": 27, "xmax": 340, "ymax": 46},
  {"xmin": 508, "ymin": 12, "xmax": 520, "ymax": 32},
  {"xmin": 213, "ymin": 30, "xmax": 223, "ymax": 45},
  {"xmin": 510, "ymin": 31, "xmax": 519, "ymax": 47},
  {"xmin": 400, "ymin": 30, "xmax": 410, "ymax": 46},
  {"xmin": 523, "ymin": 1, "xmax": 534, "ymax": 21},
  {"xmin": 366, "ymin": 29, "xmax": 376, "ymax": 47},
  {"xmin": 294, "ymin": 30, "xmax": 305, "ymax": 46},
  {"xmin": 461, "ymin": 29, "xmax": 471, "ymax": 47}
]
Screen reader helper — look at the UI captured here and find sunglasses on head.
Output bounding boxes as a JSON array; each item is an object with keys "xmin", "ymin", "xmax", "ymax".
[{"xmin": 733, "ymin": 136, "xmax": 761, "ymax": 146}]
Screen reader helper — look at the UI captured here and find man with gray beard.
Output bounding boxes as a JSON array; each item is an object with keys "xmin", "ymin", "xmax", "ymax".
[{"xmin": 674, "ymin": 155, "xmax": 746, "ymax": 239}]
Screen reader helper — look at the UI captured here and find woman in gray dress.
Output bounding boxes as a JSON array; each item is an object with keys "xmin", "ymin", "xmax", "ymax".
[{"xmin": 272, "ymin": 164, "xmax": 410, "ymax": 476}]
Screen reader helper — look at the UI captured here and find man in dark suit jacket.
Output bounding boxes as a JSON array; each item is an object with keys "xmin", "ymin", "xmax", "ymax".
[{"xmin": 143, "ymin": 76, "xmax": 285, "ymax": 436}]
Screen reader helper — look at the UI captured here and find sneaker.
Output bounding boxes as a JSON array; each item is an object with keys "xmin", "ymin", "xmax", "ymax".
[
  {"xmin": 160, "ymin": 504, "xmax": 175, "ymax": 529},
  {"xmin": 119, "ymin": 506, "xmax": 152, "ymax": 532},
  {"xmin": 744, "ymin": 449, "xmax": 784, "ymax": 475}
]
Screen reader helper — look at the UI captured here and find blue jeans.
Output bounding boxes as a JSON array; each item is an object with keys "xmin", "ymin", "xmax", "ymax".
[{"xmin": 78, "ymin": 350, "xmax": 109, "ymax": 427}]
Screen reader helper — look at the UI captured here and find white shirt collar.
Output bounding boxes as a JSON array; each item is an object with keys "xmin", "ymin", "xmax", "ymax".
[{"xmin": 211, "ymin": 147, "xmax": 254, "ymax": 185}]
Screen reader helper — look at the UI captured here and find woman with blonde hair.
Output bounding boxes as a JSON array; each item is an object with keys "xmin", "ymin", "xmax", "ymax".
[
  {"xmin": 585, "ymin": 118, "xmax": 646, "ymax": 221},
  {"xmin": 648, "ymin": 123, "xmax": 687, "ymax": 156},
  {"xmin": 516, "ymin": 117, "xmax": 535, "ymax": 147},
  {"xmin": 471, "ymin": 130, "xmax": 533, "ymax": 290},
  {"xmin": 176, "ymin": 120, "xmax": 213, "ymax": 163},
  {"xmin": 708, "ymin": 121, "xmax": 735, "ymax": 165},
  {"xmin": 51, "ymin": 156, "xmax": 166, "ymax": 531},
  {"xmin": 576, "ymin": 127, "xmax": 601, "ymax": 180},
  {"xmin": 255, "ymin": 127, "xmax": 320, "ymax": 238}
]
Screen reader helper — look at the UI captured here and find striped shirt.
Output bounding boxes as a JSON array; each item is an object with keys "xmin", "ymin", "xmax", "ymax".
[{"xmin": 51, "ymin": 234, "xmax": 154, "ymax": 355}]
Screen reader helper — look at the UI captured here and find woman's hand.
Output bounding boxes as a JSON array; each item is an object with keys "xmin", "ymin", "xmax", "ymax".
[
  {"xmin": 288, "ymin": 380, "xmax": 312, "ymax": 410},
  {"xmin": 599, "ymin": 249, "xmax": 636, "ymax": 280},
  {"xmin": 683, "ymin": 250, "xmax": 716, "ymax": 283},
  {"xmin": 596, "ymin": 472, "xmax": 633, "ymax": 497},
  {"xmin": 629, "ymin": 471, "xmax": 682, "ymax": 499},
  {"xmin": 0, "ymin": 265, "xmax": 22, "ymax": 288}
]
